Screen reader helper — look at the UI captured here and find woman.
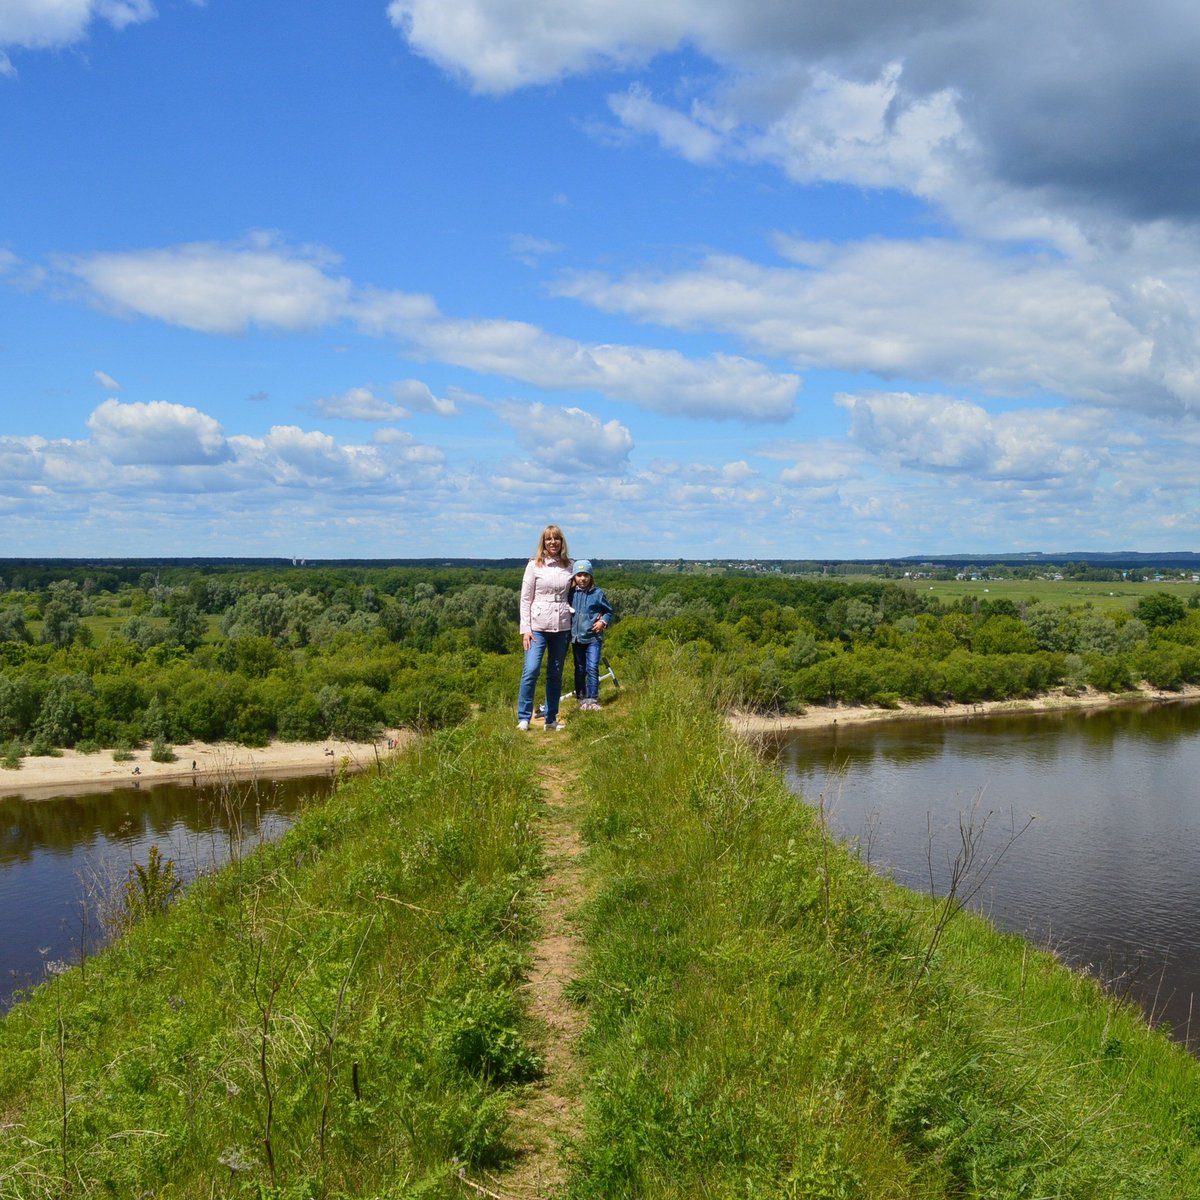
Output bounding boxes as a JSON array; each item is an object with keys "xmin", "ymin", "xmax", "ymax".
[{"xmin": 516, "ymin": 524, "xmax": 573, "ymax": 731}]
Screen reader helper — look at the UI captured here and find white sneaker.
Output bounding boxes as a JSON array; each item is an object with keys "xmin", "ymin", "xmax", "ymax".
[
  {"xmin": 517, "ymin": 719, "xmax": 530, "ymax": 731},
  {"xmin": 544, "ymin": 720, "xmax": 563, "ymax": 732}
]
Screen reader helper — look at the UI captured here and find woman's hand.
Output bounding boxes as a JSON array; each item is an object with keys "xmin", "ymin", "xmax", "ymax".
[{"xmin": 523, "ymin": 632, "xmax": 533, "ymax": 651}]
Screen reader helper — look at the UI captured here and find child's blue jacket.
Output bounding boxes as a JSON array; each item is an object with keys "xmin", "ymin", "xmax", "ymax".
[{"xmin": 569, "ymin": 585, "xmax": 613, "ymax": 644}]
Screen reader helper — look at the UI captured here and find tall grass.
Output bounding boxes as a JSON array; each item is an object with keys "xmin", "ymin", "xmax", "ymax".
[
  {"xmin": 5, "ymin": 654, "xmax": 1200, "ymax": 1198},
  {"xmin": 0, "ymin": 713, "xmax": 544, "ymax": 1198},
  {"xmin": 569, "ymin": 648, "xmax": 1200, "ymax": 1198}
]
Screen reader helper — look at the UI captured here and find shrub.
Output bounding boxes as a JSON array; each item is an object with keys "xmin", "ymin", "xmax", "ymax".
[
  {"xmin": 389, "ymin": 680, "xmax": 471, "ymax": 731},
  {"xmin": 150, "ymin": 737, "xmax": 176, "ymax": 763}
]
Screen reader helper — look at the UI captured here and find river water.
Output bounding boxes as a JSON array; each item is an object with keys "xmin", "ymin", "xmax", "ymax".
[
  {"xmin": 0, "ymin": 772, "xmax": 334, "ymax": 1010},
  {"xmin": 768, "ymin": 700, "xmax": 1200, "ymax": 1050}
]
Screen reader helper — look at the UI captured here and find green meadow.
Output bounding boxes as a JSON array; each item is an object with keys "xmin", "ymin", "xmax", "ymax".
[
  {"xmin": 898, "ymin": 575, "xmax": 1200, "ymax": 613},
  {"xmin": 2, "ymin": 652, "xmax": 1199, "ymax": 1198}
]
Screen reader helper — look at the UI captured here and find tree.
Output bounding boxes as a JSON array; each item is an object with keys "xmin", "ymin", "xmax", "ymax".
[
  {"xmin": 166, "ymin": 598, "xmax": 207, "ymax": 650},
  {"xmin": 1135, "ymin": 591, "xmax": 1187, "ymax": 630},
  {"xmin": 0, "ymin": 674, "xmax": 36, "ymax": 740},
  {"xmin": 0, "ymin": 609, "xmax": 31, "ymax": 644},
  {"xmin": 34, "ymin": 673, "xmax": 95, "ymax": 747},
  {"xmin": 970, "ymin": 615, "xmax": 1037, "ymax": 656},
  {"xmin": 1023, "ymin": 603, "xmax": 1076, "ymax": 652},
  {"xmin": 39, "ymin": 600, "xmax": 79, "ymax": 648},
  {"xmin": 118, "ymin": 613, "xmax": 162, "ymax": 651}
]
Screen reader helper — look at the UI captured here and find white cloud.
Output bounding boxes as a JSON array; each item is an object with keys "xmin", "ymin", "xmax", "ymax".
[
  {"xmin": 0, "ymin": 0, "xmax": 155, "ymax": 51},
  {"xmin": 372, "ymin": 428, "xmax": 415, "ymax": 446},
  {"xmin": 86, "ymin": 399, "xmax": 230, "ymax": 466},
  {"xmin": 386, "ymin": 0, "xmax": 689, "ymax": 92},
  {"xmin": 226, "ymin": 426, "xmax": 382, "ymax": 487},
  {"xmin": 391, "ymin": 378, "xmax": 459, "ymax": 416},
  {"xmin": 608, "ymin": 84, "xmax": 724, "ymax": 164},
  {"xmin": 54, "ymin": 237, "xmax": 797, "ymax": 421},
  {"xmin": 410, "ymin": 314, "xmax": 799, "ymax": 420},
  {"xmin": 509, "ymin": 234, "xmax": 565, "ymax": 266},
  {"xmin": 743, "ymin": 63, "xmax": 965, "ymax": 197},
  {"xmin": 0, "ymin": 436, "xmax": 47, "ymax": 481},
  {"xmin": 389, "ymin": 1, "xmax": 1200, "ymax": 258},
  {"xmin": 499, "ymin": 401, "xmax": 634, "ymax": 471},
  {"xmin": 63, "ymin": 235, "xmax": 353, "ymax": 334},
  {"xmin": 768, "ymin": 439, "xmax": 862, "ymax": 485},
  {"xmin": 315, "ymin": 387, "xmax": 409, "ymax": 421},
  {"xmin": 838, "ymin": 391, "xmax": 1105, "ymax": 484},
  {"xmin": 558, "ymin": 238, "xmax": 1200, "ymax": 416},
  {"xmin": 93, "ymin": 369, "xmax": 121, "ymax": 390}
]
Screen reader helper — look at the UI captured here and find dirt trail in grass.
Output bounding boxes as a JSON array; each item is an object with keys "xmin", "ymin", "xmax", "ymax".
[{"xmin": 476, "ymin": 738, "xmax": 588, "ymax": 1199}]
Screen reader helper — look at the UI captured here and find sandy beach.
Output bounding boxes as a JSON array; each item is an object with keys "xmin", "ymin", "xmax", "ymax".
[
  {"xmin": 730, "ymin": 682, "xmax": 1200, "ymax": 736},
  {"xmin": 5, "ymin": 683, "xmax": 1199, "ymax": 798},
  {"xmin": 0, "ymin": 732, "xmax": 413, "ymax": 801}
]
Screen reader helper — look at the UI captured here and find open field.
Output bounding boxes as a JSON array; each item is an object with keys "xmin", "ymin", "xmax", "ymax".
[{"xmin": 897, "ymin": 575, "xmax": 1200, "ymax": 612}]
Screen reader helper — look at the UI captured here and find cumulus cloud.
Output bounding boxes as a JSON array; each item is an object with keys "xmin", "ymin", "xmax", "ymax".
[
  {"xmin": 499, "ymin": 401, "xmax": 634, "ymax": 472},
  {"xmin": 86, "ymin": 399, "xmax": 231, "ymax": 466},
  {"xmin": 315, "ymin": 387, "xmax": 409, "ymax": 421},
  {"xmin": 225, "ymin": 426, "xmax": 388, "ymax": 487},
  {"xmin": 389, "ymin": 0, "xmax": 1200, "ymax": 234},
  {"xmin": 558, "ymin": 238, "xmax": 1200, "ymax": 416},
  {"xmin": 54, "ymin": 236, "xmax": 797, "ymax": 421},
  {"xmin": 0, "ymin": 436, "xmax": 47, "ymax": 482},
  {"xmin": 0, "ymin": 0, "xmax": 156, "ymax": 58},
  {"xmin": 608, "ymin": 84, "xmax": 724, "ymax": 164},
  {"xmin": 767, "ymin": 440, "xmax": 863, "ymax": 485},
  {"xmin": 386, "ymin": 0, "xmax": 687, "ymax": 92},
  {"xmin": 839, "ymin": 391, "xmax": 1104, "ymax": 483},
  {"xmin": 63, "ymin": 235, "xmax": 354, "ymax": 334},
  {"xmin": 410, "ymin": 315, "xmax": 799, "ymax": 420},
  {"xmin": 391, "ymin": 378, "xmax": 459, "ymax": 416}
]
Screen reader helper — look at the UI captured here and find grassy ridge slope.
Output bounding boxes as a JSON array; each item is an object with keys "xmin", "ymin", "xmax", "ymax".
[
  {"xmin": 569, "ymin": 660, "xmax": 1200, "ymax": 1197},
  {"xmin": 2, "ymin": 663, "xmax": 1200, "ymax": 1198},
  {"xmin": 0, "ymin": 723, "xmax": 546, "ymax": 1198}
]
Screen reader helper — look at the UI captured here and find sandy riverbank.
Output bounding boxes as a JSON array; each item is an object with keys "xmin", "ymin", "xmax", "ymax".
[
  {"xmin": 0, "ymin": 732, "xmax": 413, "ymax": 801},
  {"xmin": 730, "ymin": 683, "xmax": 1200, "ymax": 736}
]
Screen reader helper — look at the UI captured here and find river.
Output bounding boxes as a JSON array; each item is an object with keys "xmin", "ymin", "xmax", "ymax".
[
  {"xmin": 0, "ymin": 772, "xmax": 334, "ymax": 1010},
  {"xmin": 769, "ymin": 699, "xmax": 1200, "ymax": 1052}
]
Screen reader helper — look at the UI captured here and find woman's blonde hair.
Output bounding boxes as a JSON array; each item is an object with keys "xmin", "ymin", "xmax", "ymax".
[{"xmin": 534, "ymin": 524, "xmax": 569, "ymax": 565}]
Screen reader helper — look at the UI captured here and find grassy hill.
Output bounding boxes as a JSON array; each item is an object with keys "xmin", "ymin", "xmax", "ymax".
[{"xmin": 2, "ymin": 657, "xmax": 1198, "ymax": 1197}]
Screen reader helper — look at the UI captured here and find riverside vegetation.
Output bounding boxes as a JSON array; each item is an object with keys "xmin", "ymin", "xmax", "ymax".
[
  {"xmin": 2, "ymin": 652, "xmax": 1200, "ymax": 1197},
  {"xmin": 3, "ymin": 561, "xmax": 1200, "ymax": 767}
]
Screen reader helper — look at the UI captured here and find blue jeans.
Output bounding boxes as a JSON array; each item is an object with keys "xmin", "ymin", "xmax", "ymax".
[
  {"xmin": 573, "ymin": 638, "xmax": 603, "ymax": 700},
  {"xmin": 518, "ymin": 630, "xmax": 569, "ymax": 722}
]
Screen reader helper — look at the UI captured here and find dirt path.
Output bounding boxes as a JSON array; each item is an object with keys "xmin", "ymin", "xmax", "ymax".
[{"xmin": 469, "ymin": 739, "xmax": 589, "ymax": 1199}]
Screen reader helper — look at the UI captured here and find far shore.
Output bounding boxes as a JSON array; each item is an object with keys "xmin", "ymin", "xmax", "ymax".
[
  {"xmin": 730, "ymin": 682, "xmax": 1200, "ymax": 736},
  {"xmin": 1, "ymin": 731, "xmax": 413, "ymax": 802}
]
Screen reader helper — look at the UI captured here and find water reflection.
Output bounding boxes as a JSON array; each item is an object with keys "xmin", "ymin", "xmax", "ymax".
[
  {"xmin": 770, "ymin": 700, "xmax": 1200, "ymax": 1051},
  {"xmin": 0, "ymin": 773, "xmax": 333, "ymax": 1010}
]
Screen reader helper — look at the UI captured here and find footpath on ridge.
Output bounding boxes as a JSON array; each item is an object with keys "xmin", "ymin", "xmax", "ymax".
[{"xmin": 470, "ymin": 734, "xmax": 589, "ymax": 1200}]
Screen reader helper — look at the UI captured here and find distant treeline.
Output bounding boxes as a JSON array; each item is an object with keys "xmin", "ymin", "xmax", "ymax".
[{"xmin": 1, "ymin": 565, "xmax": 1199, "ymax": 754}]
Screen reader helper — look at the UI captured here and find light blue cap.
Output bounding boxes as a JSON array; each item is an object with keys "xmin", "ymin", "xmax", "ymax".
[{"xmin": 573, "ymin": 559, "xmax": 593, "ymax": 575}]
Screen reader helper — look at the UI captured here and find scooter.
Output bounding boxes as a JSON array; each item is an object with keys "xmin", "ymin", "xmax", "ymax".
[{"xmin": 536, "ymin": 656, "xmax": 620, "ymax": 716}]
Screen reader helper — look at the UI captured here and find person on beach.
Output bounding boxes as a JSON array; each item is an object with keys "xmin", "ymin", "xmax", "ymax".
[
  {"xmin": 568, "ymin": 559, "xmax": 613, "ymax": 712},
  {"xmin": 517, "ymin": 524, "xmax": 573, "ymax": 732}
]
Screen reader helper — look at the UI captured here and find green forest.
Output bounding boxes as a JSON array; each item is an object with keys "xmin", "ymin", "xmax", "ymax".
[{"xmin": 2, "ymin": 561, "xmax": 1200, "ymax": 761}]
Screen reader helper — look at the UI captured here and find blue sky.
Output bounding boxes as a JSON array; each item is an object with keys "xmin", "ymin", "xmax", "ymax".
[{"xmin": 3, "ymin": 1, "xmax": 1200, "ymax": 561}]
